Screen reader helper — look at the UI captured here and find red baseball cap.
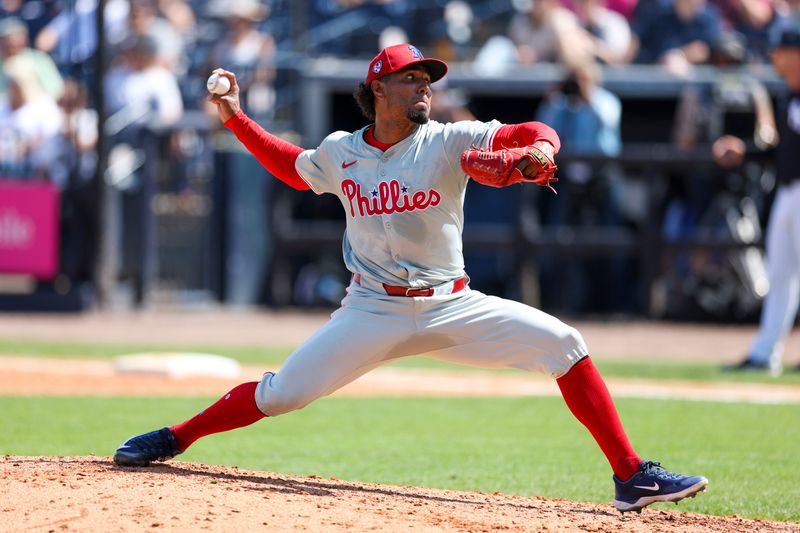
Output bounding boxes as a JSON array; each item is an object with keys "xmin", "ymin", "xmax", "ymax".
[{"xmin": 365, "ymin": 44, "xmax": 448, "ymax": 85}]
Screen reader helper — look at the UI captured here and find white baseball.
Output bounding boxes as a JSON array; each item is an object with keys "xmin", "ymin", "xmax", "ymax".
[{"xmin": 207, "ymin": 73, "xmax": 231, "ymax": 95}]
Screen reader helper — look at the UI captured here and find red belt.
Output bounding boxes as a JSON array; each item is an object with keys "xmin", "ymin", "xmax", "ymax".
[
  {"xmin": 353, "ymin": 273, "xmax": 467, "ymax": 297},
  {"xmin": 382, "ymin": 277, "xmax": 467, "ymax": 297}
]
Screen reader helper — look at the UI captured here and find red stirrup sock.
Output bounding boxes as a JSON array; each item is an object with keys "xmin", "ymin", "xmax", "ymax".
[
  {"xmin": 170, "ymin": 381, "xmax": 266, "ymax": 451},
  {"xmin": 556, "ymin": 357, "xmax": 641, "ymax": 481}
]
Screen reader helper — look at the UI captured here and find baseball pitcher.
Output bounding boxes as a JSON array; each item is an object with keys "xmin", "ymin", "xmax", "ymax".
[{"xmin": 114, "ymin": 44, "xmax": 707, "ymax": 513}]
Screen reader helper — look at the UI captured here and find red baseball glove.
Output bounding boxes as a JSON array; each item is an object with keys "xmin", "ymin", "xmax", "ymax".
[{"xmin": 460, "ymin": 145, "xmax": 558, "ymax": 193}]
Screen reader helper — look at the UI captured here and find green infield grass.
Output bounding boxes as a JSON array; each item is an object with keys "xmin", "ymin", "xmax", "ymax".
[{"xmin": 1, "ymin": 395, "xmax": 798, "ymax": 521}]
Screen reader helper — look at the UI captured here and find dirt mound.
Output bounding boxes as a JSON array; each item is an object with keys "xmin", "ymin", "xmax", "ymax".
[{"xmin": 2, "ymin": 456, "xmax": 794, "ymax": 532}]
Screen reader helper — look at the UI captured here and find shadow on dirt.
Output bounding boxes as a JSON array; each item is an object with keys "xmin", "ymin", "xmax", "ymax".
[{"xmin": 108, "ymin": 459, "xmax": 621, "ymax": 518}]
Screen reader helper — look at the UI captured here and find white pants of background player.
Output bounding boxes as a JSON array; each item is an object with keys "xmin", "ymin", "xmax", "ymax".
[
  {"xmin": 255, "ymin": 282, "xmax": 588, "ymax": 416},
  {"xmin": 750, "ymin": 182, "xmax": 800, "ymax": 370}
]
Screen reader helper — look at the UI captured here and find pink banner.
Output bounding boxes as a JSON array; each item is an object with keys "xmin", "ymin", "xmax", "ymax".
[{"xmin": 0, "ymin": 180, "xmax": 60, "ymax": 279}]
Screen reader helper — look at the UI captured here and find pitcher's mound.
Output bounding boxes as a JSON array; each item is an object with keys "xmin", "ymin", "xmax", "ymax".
[{"xmin": 0, "ymin": 456, "xmax": 790, "ymax": 532}]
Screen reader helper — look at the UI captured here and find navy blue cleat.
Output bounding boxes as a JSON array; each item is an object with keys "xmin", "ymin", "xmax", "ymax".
[
  {"xmin": 723, "ymin": 356, "xmax": 782, "ymax": 377},
  {"xmin": 613, "ymin": 460, "xmax": 708, "ymax": 513},
  {"xmin": 113, "ymin": 427, "xmax": 182, "ymax": 467}
]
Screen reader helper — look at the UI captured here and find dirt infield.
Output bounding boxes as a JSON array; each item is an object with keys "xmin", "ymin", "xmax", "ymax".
[{"xmin": 3, "ymin": 456, "xmax": 796, "ymax": 533}]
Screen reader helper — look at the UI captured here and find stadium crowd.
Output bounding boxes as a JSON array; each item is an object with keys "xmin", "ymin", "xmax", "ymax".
[{"xmin": 1, "ymin": 0, "xmax": 799, "ymax": 317}]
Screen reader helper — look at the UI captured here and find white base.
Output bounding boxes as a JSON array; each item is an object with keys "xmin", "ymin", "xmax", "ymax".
[{"xmin": 113, "ymin": 353, "xmax": 242, "ymax": 379}]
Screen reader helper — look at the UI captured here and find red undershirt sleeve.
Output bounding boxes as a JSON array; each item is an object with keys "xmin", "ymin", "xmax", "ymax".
[
  {"xmin": 491, "ymin": 122, "xmax": 561, "ymax": 153},
  {"xmin": 223, "ymin": 110, "xmax": 311, "ymax": 191}
]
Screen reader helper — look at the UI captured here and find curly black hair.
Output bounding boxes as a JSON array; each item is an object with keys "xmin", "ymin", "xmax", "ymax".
[{"xmin": 353, "ymin": 82, "xmax": 376, "ymax": 121}]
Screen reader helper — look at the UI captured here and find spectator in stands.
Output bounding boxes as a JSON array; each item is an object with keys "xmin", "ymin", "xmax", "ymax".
[
  {"xmin": 0, "ymin": 16, "xmax": 63, "ymax": 100},
  {"xmin": 158, "ymin": 0, "xmax": 195, "ymax": 36},
  {"xmin": 205, "ymin": 0, "xmax": 276, "ymax": 121},
  {"xmin": 0, "ymin": 0, "xmax": 61, "ymax": 39},
  {"xmin": 571, "ymin": 0, "xmax": 633, "ymax": 64},
  {"xmin": 34, "ymin": 0, "xmax": 95, "ymax": 79},
  {"xmin": 606, "ymin": 0, "xmax": 640, "ymax": 20},
  {"xmin": 104, "ymin": 35, "xmax": 183, "ymax": 129},
  {"xmin": 717, "ymin": 22, "xmax": 800, "ymax": 374},
  {"xmin": 674, "ymin": 32, "xmax": 776, "ymax": 153},
  {"xmin": 112, "ymin": 0, "xmax": 187, "ymax": 72},
  {"xmin": 628, "ymin": 0, "xmax": 723, "ymax": 75},
  {"xmin": 533, "ymin": 61, "xmax": 630, "ymax": 313},
  {"xmin": 35, "ymin": 0, "xmax": 130, "ymax": 83},
  {"xmin": 308, "ymin": 0, "xmax": 413, "ymax": 57},
  {"xmin": 472, "ymin": 34, "xmax": 519, "ymax": 76},
  {"xmin": 776, "ymin": 0, "xmax": 800, "ymax": 18},
  {"xmin": 0, "ymin": 0, "xmax": 24, "ymax": 17},
  {"xmin": 508, "ymin": 0, "xmax": 593, "ymax": 65},
  {"xmin": 51, "ymin": 78, "xmax": 98, "ymax": 188},
  {"xmin": 35, "ymin": 0, "xmax": 129, "ymax": 82},
  {"xmin": 537, "ymin": 62, "xmax": 622, "ymax": 157},
  {"xmin": 564, "ymin": 0, "xmax": 639, "ymax": 21},
  {"xmin": 0, "ymin": 58, "xmax": 63, "ymax": 179},
  {"xmin": 404, "ymin": 4, "xmax": 451, "ymax": 59},
  {"xmin": 712, "ymin": 0, "xmax": 780, "ymax": 63}
]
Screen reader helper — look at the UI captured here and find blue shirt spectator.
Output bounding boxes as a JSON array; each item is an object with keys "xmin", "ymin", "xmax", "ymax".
[
  {"xmin": 535, "ymin": 66, "xmax": 622, "ymax": 156},
  {"xmin": 631, "ymin": 0, "xmax": 723, "ymax": 65}
]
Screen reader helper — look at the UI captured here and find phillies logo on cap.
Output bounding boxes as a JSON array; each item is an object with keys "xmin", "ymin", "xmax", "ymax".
[
  {"xmin": 407, "ymin": 45, "xmax": 423, "ymax": 59},
  {"xmin": 373, "ymin": 60, "xmax": 383, "ymax": 74}
]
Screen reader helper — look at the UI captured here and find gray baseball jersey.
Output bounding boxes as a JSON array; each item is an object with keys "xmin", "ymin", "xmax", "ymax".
[{"xmin": 254, "ymin": 119, "xmax": 588, "ymax": 417}]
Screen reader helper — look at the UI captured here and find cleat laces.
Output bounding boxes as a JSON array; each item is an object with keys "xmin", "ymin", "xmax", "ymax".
[
  {"xmin": 127, "ymin": 429, "xmax": 179, "ymax": 461},
  {"xmin": 640, "ymin": 461, "xmax": 684, "ymax": 481}
]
